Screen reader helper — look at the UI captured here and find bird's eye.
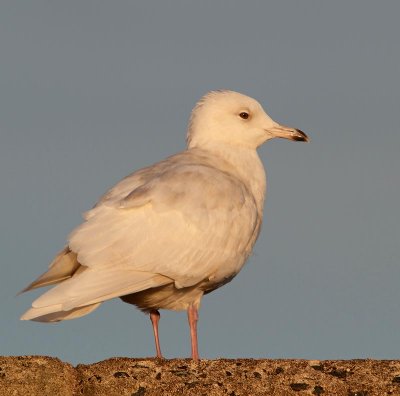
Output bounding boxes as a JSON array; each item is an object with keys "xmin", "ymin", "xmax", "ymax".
[{"xmin": 239, "ymin": 112, "xmax": 249, "ymax": 120}]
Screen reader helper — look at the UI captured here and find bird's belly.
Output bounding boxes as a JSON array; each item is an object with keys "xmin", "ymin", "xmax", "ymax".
[
  {"xmin": 120, "ymin": 282, "xmax": 204, "ymax": 312},
  {"xmin": 120, "ymin": 255, "xmax": 246, "ymax": 313}
]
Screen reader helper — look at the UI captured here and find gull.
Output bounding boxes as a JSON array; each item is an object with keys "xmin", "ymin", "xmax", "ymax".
[{"xmin": 20, "ymin": 90, "xmax": 308, "ymax": 360}]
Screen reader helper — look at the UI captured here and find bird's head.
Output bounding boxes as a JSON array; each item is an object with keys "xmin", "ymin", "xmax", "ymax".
[{"xmin": 187, "ymin": 90, "xmax": 309, "ymax": 149}]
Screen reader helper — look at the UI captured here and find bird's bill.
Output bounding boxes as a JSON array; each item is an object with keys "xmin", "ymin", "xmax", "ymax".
[{"xmin": 268, "ymin": 125, "xmax": 309, "ymax": 142}]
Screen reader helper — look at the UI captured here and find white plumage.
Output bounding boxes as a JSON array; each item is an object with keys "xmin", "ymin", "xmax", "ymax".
[{"xmin": 21, "ymin": 90, "xmax": 308, "ymax": 359}]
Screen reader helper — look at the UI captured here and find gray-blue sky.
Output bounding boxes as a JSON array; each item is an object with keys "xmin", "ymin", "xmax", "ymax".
[{"xmin": 1, "ymin": 1, "xmax": 399, "ymax": 364}]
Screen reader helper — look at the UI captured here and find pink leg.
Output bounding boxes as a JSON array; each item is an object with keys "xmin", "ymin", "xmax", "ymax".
[
  {"xmin": 187, "ymin": 304, "xmax": 199, "ymax": 361},
  {"xmin": 150, "ymin": 310, "xmax": 163, "ymax": 358}
]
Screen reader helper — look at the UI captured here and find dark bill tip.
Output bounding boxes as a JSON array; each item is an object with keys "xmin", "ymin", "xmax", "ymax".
[{"xmin": 292, "ymin": 129, "xmax": 310, "ymax": 142}]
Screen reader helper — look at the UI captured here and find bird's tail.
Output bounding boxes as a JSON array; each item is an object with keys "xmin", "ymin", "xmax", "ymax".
[
  {"xmin": 19, "ymin": 246, "xmax": 102, "ymax": 322},
  {"xmin": 20, "ymin": 302, "xmax": 101, "ymax": 322},
  {"xmin": 19, "ymin": 247, "xmax": 81, "ymax": 294},
  {"xmin": 20, "ymin": 250, "xmax": 173, "ymax": 322}
]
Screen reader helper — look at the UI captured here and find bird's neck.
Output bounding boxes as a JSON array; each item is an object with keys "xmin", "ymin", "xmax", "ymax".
[{"xmin": 189, "ymin": 142, "xmax": 267, "ymax": 213}]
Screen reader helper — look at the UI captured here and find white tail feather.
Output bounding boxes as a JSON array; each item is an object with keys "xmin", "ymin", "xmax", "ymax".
[{"xmin": 21, "ymin": 302, "xmax": 101, "ymax": 322}]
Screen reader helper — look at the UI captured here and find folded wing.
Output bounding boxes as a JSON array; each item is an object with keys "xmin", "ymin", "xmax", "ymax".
[
  {"xmin": 21, "ymin": 154, "xmax": 259, "ymax": 321},
  {"xmin": 69, "ymin": 162, "xmax": 258, "ymax": 288}
]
